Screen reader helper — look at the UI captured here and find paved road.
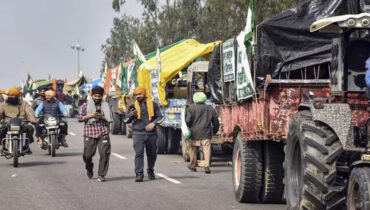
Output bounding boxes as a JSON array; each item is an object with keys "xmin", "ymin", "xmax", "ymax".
[{"xmin": 0, "ymin": 119, "xmax": 287, "ymax": 210}]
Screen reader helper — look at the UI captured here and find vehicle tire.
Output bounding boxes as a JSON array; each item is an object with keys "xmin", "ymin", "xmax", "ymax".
[
  {"xmin": 167, "ymin": 128, "xmax": 181, "ymax": 154},
  {"xmin": 120, "ymin": 121, "xmax": 127, "ymax": 135},
  {"xmin": 111, "ymin": 113, "xmax": 121, "ymax": 135},
  {"xmin": 157, "ymin": 126, "xmax": 168, "ymax": 154},
  {"xmin": 221, "ymin": 142, "xmax": 233, "ymax": 155},
  {"xmin": 284, "ymin": 110, "xmax": 346, "ymax": 210},
  {"xmin": 127, "ymin": 124, "xmax": 133, "ymax": 138},
  {"xmin": 181, "ymin": 137, "xmax": 190, "ymax": 162},
  {"xmin": 347, "ymin": 167, "xmax": 370, "ymax": 210},
  {"xmin": 13, "ymin": 138, "xmax": 19, "ymax": 168},
  {"xmin": 261, "ymin": 141, "xmax": 285, "ymax": 203},
  {"xmin": 51, "ymin": 135, "xmax": 56, "ymax": 157},
  {"xmin": 232, "ymin": 132, "xmax": 263, "ymax": 203}
]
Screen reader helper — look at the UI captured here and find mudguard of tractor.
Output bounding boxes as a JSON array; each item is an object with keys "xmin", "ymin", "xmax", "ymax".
[{"xmin": 300, "ymin": 103, "xmax": 355, "ymax": 150}]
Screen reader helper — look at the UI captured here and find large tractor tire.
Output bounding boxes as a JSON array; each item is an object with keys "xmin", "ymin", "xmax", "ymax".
[
  {"xmin": 232, "ymin": 132, "xmax": 263, "ymax": 203},
  {"xmin": 347, "ymin": 167, "xmax": 370, "ymax": 210},
  {"xmin": 157, "ymin": 126, "xmax": 168, "ymax": 154},
  {"xmin": 167, "ymin": 128, "xmax": 181, "ymax": 154},
  {"xmin": 181, "ymin": 137, "xmax": 190, "ymax": 162},
  {"xmin": 120, "ymin": 121, "xmax": 127, "ymax": 135},
  {"xmin": 127, "ymin": 124, "xmax": 133, "ymax": 138},
  {"xmin": 111, "ymin": 113, "xmax": 121, "ymax": 135},
  {"xmin": 284, "ymin": 110, "xmax": 346, "ymax": 210},
  {"xmin": 261, "ymin": 141, "xmax": 285, "ymax": 203}
]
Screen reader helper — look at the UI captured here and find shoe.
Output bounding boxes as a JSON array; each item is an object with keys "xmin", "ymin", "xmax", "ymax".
[
  {"xmin": 135, "ymin": 173, "xmax": 144, "ymax": 182},
  {"xmin": 24, "ymin": 147, "xmax": 32, "ymax": 154},
  {"xmin": 26, "ymin": 149, "xmax": 32, "ymax": 155},
  {"xmin": 86, "ymin": 170, "xmax": 93, "ymax": 179},
  {"xmin": 97, "ymin": 176, "xmax": 105, "ymax": 182},
  {"xmin": 41, "ymin": 142, "xmax": 47, "ymax": 150},
  {"xmin": 187, "ymin": 165, "xmax": 197, "ymax": 172},
  {"xmin": 147, "ymin": 170, "xmax": 155, "ymax": 180},
  {"xmin": 205, "ymin": 167, "xmax": 211, "ymax": 174},
  {"xmin": 61, "ymin": 141, "xmax": 69, "ymax": 148}
]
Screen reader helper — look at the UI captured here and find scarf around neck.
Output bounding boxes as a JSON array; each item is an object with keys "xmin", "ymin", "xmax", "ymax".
[{"xmin": 86, "ymin": 98, "xmax": 113, "ymax": 123}]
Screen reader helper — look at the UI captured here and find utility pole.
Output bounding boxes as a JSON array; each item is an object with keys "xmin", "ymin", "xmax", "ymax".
[{"xmin": 71, "ymin": 41, "xmax": 86, "ymax": 77}]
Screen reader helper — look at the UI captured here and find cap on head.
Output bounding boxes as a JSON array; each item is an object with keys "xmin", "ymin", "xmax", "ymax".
[
  {"xmin": 134, "ymin": 87, "xmax": 146, "ymax": 96},
  {"xmin": 8, "ymin": 88, "xmax": 20, "ymax": 97},
  {"xmin": 193, "ymin": 92, "xmax": 207, "ymax": 104},
  {"xmin": 45, "ymin": 90, "xmax": 56, "ymax": 97},
  {"xmin": 91, "ymin": 86, "xmax": 105, "ymax": 95}
]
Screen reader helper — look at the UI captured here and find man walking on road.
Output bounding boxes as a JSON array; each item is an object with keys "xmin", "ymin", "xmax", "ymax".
[
  {"xmin": 186, "ymin": 92, "xmax": 219, "ymax": 174},
  {"xmin": 78, "ymin": 86, "xmax": 113, "ymax": 182},
  {"xmin": 125, "ymin": 87, "xmax": 163, "ymax": 182}
]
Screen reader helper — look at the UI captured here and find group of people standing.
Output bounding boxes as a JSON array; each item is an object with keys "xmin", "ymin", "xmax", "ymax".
[{"xmin": 0, "ymin": 85, "xmax": 219, "ymax": 183}]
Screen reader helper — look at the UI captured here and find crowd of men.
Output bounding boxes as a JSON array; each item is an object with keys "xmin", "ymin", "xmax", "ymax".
[{"xmin": 0, "ymin": 85, "xmax": 220, "ymax": 183}]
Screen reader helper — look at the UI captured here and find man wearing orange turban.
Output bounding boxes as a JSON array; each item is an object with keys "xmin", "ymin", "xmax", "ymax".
[
  {"xmin": 125, "ymin": 87, "xmax": 163, "ymax": 182},
  {"xmin": 0, "ymin": 87, "xmax": 36, "ymax": 154}
]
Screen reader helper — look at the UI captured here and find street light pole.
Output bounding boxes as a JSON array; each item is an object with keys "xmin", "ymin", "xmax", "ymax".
[{"xmin": 71, "ymin": 42, "xmax": 86, "ymax": 77}]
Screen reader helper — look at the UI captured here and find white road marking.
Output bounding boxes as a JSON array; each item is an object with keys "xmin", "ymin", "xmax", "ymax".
[
  {"xmin": 156, "ymin": 173, "xmax": 182, "ymax": 184},
  {"xmin": 112, "ymin": 153, "xmax": 127, "ymax": 160},
  {"xmin": 68, "ymin": 132, "xmax": 76, "ymax": 136}
]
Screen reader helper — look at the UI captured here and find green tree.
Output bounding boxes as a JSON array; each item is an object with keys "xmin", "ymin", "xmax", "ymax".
[{"xmin": 104, "ymin": 0, "xmax": 305, "ymax": 70}]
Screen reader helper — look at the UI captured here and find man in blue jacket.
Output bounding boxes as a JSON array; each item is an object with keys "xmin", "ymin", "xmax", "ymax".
[{"xmin": 35, "ymin": 90, "xmax": 69, "ymax": 148}]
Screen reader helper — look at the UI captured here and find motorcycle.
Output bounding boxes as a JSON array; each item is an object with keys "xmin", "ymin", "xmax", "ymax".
[
  {"xmin": 38, "ymin": 114, "xmax": 65, "ymax": 157},
  {"xmin": 0, "ymin": 118, "xmax": 31, "ymax": 167}
]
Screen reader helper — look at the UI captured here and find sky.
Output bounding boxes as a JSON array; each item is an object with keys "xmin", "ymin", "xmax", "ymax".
[{"xmin": 0, "ymin": 0, "xmax": 144, "ymax": 89}]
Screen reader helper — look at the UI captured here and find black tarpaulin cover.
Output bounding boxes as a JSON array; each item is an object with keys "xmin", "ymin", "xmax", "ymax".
[
  {"xmin": 207, "ymin": 44, "xmax": 222, "ymax": 103},
  {"xmin": 255, "ymin": 0, "xmax": 357, "ymax": 80}
]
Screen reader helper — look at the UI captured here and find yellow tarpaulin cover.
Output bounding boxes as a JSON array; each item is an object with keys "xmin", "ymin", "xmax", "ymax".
[{"xmin": 138, "ymin": 39, "xmax": 221, "ymax": 106}]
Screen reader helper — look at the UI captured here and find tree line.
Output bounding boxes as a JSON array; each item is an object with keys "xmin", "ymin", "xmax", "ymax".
[{"xmin": 102, "ymin": 0, "xmax": 303, "ymax": 70}]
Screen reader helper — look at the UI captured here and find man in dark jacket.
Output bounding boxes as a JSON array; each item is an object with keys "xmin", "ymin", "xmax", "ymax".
[
  {"xmin": 186, "ymin": 92, "xmax": 219, "ymax": 174},
  {"xmin": 35, "ymin": 90, "xmax": 69, "ymax": 147},
  {"xmin": 125, "ymin": 87, "xmax": 163, "ymax": 182},
  {"xmin": 32, "ymin": 88, "xmax": 46, "ymax": 110}
]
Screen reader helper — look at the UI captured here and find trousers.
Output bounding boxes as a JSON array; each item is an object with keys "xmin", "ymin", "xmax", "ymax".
[
  {"xmin": 83, "ymin": 136, "xmax": 111, "ymax": 177},
  {"xmin": 189, "ymin": 139, "xmax": 211, "ymax": 168},
  {"xmin": 133, "ymin": 133, "xmax": 157, "ymax": 174}
]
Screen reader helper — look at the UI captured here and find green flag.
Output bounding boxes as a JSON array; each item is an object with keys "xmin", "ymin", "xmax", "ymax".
[
  {"xmin": 132, "ymin": 39, "xmax": 146, "ymax": 62},
  {"xmin": 245, "ymin": 0, "xmax": 255, "ymax": 55},
  {"xmin": 74, "ymin": 84, "xmax": 79, "ymax": 94},
  {"xmin": 116, "ymin": 62, "xmax": 123, "ymax": 89}
]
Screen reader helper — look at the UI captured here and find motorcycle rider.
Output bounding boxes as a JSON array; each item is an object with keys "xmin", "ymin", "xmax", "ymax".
[
  {"xmin": 0, "ymin": 88, "xmax": 36, "ymax": 154},
  {"xmin": 32, "ymin": 88, "xmax": 47, "ymax": 110},
  {"xmin": 35, "ymin": 90, "xmax": 69, "ymax": 148}
]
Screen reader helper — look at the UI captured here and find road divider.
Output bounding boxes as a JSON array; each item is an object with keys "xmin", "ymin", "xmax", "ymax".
[
  {"xmin": 156, "ymin": 173, "xmax": 182, "ymax": 184},
  {"xmin": 112, "ymin": 153, "xmax": 127, "ymax": 160}
]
